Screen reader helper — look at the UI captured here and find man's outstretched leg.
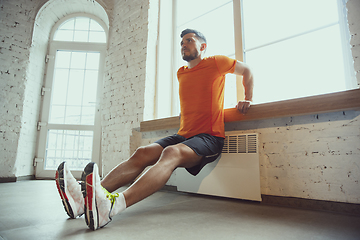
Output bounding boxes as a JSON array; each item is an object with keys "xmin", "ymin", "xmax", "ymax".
[
  {"xmin": 55, "ymin": 162, "xmax": 84, "ymax": 218},
  {"xmin": 81, "ymin": 143, "xmax": 202, "ymax": 230},
  {"xmin": 123, "ymin": 143, "xmax": 202, "ymax": 207},
  {"xmin": 81, "ymin": 143, "xmax": 165, "ymax": 230},
  {"xmin": 101, "ymin": 143, "xmax": 164, "ymax": 192}
]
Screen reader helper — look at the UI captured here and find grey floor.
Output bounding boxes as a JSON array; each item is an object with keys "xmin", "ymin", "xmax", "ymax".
[{"xmin": 0, "ymin": 181, "xmax": 360, "ymax": 240}]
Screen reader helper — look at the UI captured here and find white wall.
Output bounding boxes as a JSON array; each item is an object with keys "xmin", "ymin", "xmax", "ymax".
[
  {"xmin": 0, "ymin": 0, "xmax": 40, "ymax": 178},
  {"xmin": 101, "ymin": 0, "xmax": 149, "ymax": 174},
  {"xmin": 347, "ymin": 0, "xmax": 360, "ymax": 85}
]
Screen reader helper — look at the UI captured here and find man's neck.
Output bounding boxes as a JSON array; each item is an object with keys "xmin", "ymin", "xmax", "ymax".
[{"xmin": 187, "ymin": 56, "xmax": 203, "ymax": 69}]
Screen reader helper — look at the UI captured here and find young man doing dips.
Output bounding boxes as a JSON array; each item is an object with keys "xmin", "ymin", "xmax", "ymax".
[{"xmin": 55, "ymin": 29, "xmax": 254, "ymax": 230}]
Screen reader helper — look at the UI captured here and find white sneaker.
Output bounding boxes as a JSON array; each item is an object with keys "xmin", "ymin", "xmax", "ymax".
[
  {"xmin": 81, "ymin": 162, "xmax": 121, "ymax": 230},
  {"xmin": 55, "ymin": 161, "xmax": 84, "ymax": 218}
]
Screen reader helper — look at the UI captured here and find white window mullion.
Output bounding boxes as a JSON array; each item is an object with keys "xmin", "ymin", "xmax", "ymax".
[
  {"xmin": 233, "ymin": 0, "xmax": 245, "ymax": 102},
  {"xmin": 171, "ymin": 0, "xmax": 179, "ymax": 116}
]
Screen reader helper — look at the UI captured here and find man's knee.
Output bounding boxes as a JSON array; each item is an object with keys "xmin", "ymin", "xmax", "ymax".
[
  {"xmin": 161, "ymin": 145, "xmax": 181, "ymax": 158},
  {"xmin": 132, "ymin": 144, "xmax": 162, "ymax": 166},
  {"xmin": 133, "ymin": 146, "xmax": 147, "ymax": 158},
  {"xmin": 159, "ymin": 144, "xmax": 202, "ymax": 168},
  {"xmin": 157, "ymin": 145, "xmax": 185, "ymax": 167}
]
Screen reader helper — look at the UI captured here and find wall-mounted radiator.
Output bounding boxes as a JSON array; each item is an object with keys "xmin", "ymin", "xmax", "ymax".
[{"xmin": 176, "ymin": 132, "xmax": 261, "ymax": 201}]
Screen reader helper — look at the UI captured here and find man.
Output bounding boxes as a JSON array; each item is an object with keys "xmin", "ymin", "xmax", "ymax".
[{"xmin": 55, "ymin": 29, "xmax": 254, "ymax": 230}]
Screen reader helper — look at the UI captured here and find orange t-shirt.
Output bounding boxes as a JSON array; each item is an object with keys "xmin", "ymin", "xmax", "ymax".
[{"xmin": 177, "ymin": 55, "xmax": 236, "ymax": 138}]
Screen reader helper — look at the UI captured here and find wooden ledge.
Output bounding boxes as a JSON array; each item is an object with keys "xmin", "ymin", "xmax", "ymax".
[{"xmin": 140, "ymin": 89, "xmax": 360, "ymax": 132}]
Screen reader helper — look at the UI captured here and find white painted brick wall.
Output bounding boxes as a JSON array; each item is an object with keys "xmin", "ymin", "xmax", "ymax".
[
  {"xmin": 101, "ymin": 0, "xmax": 149, "ymax": 174},
  {"xmin": 347, "ymin": 0, "xmax": 360, "ymax": 85},
  {"xmin": 0, "ymin": 0, "xmax": 37, "ymax": 178}
]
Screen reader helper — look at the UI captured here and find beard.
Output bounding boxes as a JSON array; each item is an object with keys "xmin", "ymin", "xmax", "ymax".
[{"xmin": 182, "ymin": 49, "xmax": 199, "ymax": 62}]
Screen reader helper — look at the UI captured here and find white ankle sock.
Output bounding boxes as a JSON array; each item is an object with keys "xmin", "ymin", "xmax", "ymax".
[{"xmin": 110, "ymin": 192, "xmax": 127, "ymax": 217}]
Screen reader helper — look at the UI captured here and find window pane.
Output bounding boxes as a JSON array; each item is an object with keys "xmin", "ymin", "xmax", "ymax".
[
  {"xmin": 49, "ymin": 51, "xmax": 100, "ymax": 125},
  {"xmin": 74, "ymin": 17, "xmax": 90, "ymax": 30},
  {"xmin": 65, "ymin": 106, "xmax": 81, "ymax": 124},
  {"xmin": 177, "ymin": 2, "xmax": 235, "ymax": 57},
  {"xmin": 83, "ymin": 70, "xmax": 98, "ymax": 105},
  {"xmin": 177, "ymin": 0, "xmax": 232, "ymax": 27},
  {"xmin": 54, "ymin": 29, "xmax": 74, "ymax": 41},
  {"xmin": 67, "ymin": 69, "xmax": 84, "ymax": 106},
  {"xmin": 51, "ymin": 69, "xmax": 69, "ymax": 105},
  {"xmin": 45, "ymin": 130, "xmax": 93, "ymax": 170},
  {"xmin": 242, "ymin": 0, "xmax": 350, "ymax": 104},
  {"xmin": 86, "ymin": 53, "xmax": 100, "ymax": 70},
  {"xmin": 224, "ymin": 74, "xmax": 237, "ymax": 109},
  {"xmin": 90, "ymin": 19, "xmax": 104, "ymax": 31},
  {"xmin": 59, "ymin": 19, "xmax": 75, "ymax": 30},
  {"xmin": 74, "ymin": 30, "xmax": 89, "ymax": 42},
  {"xmin": 49, "ymin": 106, "xmax": 65, "ymax": 124},
  {"xmin": 89, "ymin": 31, "xmax": 106, "ymax": 43},
  {"xmin": 81, "ymin": 106, "xmax": 96, "ymax": 125},
  {"xmin": 246, "ymin": 25, "xmax": 346, "ymax": 104},
  {"xmin": 71, "ymin": 52, "xmax": 86, "ymax": 69},
  {"xmin": 55, "ymin": 51, "xmax": 71, "ymax": 68},
  {"xmin": 243, "ymin": 0, "xmax": 339, "ymax": 50}
]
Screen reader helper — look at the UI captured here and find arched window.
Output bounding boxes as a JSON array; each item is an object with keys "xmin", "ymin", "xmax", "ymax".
[
  {"xmin": 53, "ymin": 16, "xmax": 107, "ymax": 43},
  {"xmin": 36, "ymin": 14, "xmax": 107, "ymax": 179}
]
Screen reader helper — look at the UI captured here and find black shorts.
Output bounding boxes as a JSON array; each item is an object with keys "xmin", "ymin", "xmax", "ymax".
[{"xmin": 155, "ymin": 133, "xmax": 224, "ymax": 176}]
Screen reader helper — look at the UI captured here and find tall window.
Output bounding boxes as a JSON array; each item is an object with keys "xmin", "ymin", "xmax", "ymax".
[
  {"xmin": 36, "ymin": 14, "xmax": 107, "ymax": 178},
  {"xmin": 149, "ymin": 0, "xmax": 356, "ymax": 120}
]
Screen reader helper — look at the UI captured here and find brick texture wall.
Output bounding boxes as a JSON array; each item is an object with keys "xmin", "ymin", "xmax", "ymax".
[
  {"xmin": 0, "ymin": 0, "xmax": 39, "ymax": 178},
  {"xmin": 101, "ymin": 0, "xmax": 149, "ymax": 175},
  {"xmin": 347, "ymin": 0, "xmax": 360, "ymax": 85}
]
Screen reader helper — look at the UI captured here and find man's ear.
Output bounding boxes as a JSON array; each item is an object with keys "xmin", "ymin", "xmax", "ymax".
[{"xmin": 200, "ymin": 43, "xmax": 207, "ymax": 51}]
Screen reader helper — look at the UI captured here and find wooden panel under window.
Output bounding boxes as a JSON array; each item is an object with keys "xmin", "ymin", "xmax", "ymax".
[{"xmin": 140, "ymin": 89, "xmax": 360, "ymax": 132}]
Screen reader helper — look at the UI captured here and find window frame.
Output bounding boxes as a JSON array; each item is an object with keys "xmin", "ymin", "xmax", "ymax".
[
  {"xmin": 35, "ymin": 13, "xmax": 108, "ymax": 179},
  {"xmin": 49, "ymin": 13, "xmax": 109, "ymax": 45}
]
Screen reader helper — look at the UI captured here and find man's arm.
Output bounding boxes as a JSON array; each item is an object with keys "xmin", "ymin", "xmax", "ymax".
[{"xmin": 233, "ymin": 61, "xmax": 254, "ymax": 114}]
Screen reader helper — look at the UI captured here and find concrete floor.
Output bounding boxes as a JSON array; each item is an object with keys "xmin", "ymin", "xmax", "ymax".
[{"xmin": 0, "ymin": 180, "xmax": 359, "ymax": 240}]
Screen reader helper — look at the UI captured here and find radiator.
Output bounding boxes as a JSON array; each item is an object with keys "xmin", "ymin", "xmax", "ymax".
[{"xmin": 176, "ymin": 132, "xmax": 261, "ymax": 201}]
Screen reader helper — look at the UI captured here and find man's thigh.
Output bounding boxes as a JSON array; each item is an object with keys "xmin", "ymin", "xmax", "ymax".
[
  {"xmin": 171, "ymin": 143, "xmax": 203, "ymax": 169},
  {"xmin": 132, "ymin": 143, "xmax": 164, "ymax": 167},
  {"xmin": 180, "ymin": 133, "xmax": 224, "ymax": 176},
  {"xmin": 154, "ymin": 133, "xmax": 224, "ymax": 175}
]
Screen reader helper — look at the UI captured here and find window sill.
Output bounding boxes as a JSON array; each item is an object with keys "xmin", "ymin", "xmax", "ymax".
[{"xmin": 140, "ymin": 89, "xmax": 360, "ymax": 132}]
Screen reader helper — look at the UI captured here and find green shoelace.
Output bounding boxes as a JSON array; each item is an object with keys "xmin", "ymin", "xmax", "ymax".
[{"xmin": 102, "ymin": 186, "xmax": 119, "ymax": 204}]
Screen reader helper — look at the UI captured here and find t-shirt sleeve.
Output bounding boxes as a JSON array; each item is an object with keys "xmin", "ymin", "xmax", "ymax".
[{"xmin": 214, "ymin": 55, "xmax": 237, "ymax": 75}]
